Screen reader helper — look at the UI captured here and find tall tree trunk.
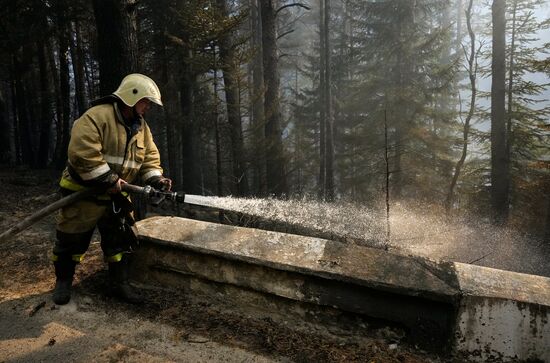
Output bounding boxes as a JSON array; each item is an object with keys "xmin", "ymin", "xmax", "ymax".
[
  {"xmin": 491, "ymin": 0, "xmax": 509, "ymax": 225},
  {"xmin": 446, "ymin": 0, "xmax": 476, "ymax": 213},
  {"xmin": 55, "ymin": 2, "xmax": 73, "ymax": 170},
  {"xmin": 47, "ymin": 41, "xmax": 64, "ymax": 168},
  {"xmin": 70, "ymin": 19, "xmax": 88, "ymax": 116},
  {"xmin": 10, "ymin": 76, "xmax": 21, "ymax": 165},
  {"xmin": 12, "ymin": 52, "xmax": 33, "ymax": 166},
  {"xmin": 318, "ymin": 0, "xmax": 326, "ymax": 199},
  {"xmin": 216, "ymin": 0, "xmax": 249, "ymax": 196},
  {"xmin": 213, "ymin": 47, "xmax": 223, "ymax": 196},
  {"xmin": 323, "ymin": 0, "xmax": 335, "ymax": 201},
  {"xmin": 163, "ymin": 80, "xmax": 180, "ymax": 187},
  {"xmin": 84, "ymin": 24, "xmax": 100, "ymax": 101},
  {"xmin": 0, "ymin": 88, "xmax": 10, "ymax": 165},
  {"xmin": 92, "ymin": 0, "xmax": 140, "ymax": 95},
  {"xmin": 180, "ymin": 50, "xmax": 200, "ymax": 194},
  {"xmin": 260, "ymin": 0, "xmax": 288, "ymax": 196},
  {"xmin": 37, "ymin": 41, "xmax": 54, "ymax": 168},
  {"xmin": 506, "ymin": 0, "xmax": 518, "ymax": 212},
  {"xmin": 545, "ymin": 192, "xmax": 550, "ymax": 245},
  {"xmin": 251, "ymin": 0, "xmax": 267, "ymax": 196},
  {"xmin": 384, "ymin": 111, "xmax": 391, "ymax": 248},
  {"xmin": 158, "ymin": 29, "xmax": 181, "ymax": 189},
  {"xmin": 28, "ymin": 64, "xmax": 41, "ymax": 167}
]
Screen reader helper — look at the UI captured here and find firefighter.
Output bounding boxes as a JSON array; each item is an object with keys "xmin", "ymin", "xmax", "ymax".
[{"xmin": 52, "ymin": 73, "xmax": 171, "ymax": 305}]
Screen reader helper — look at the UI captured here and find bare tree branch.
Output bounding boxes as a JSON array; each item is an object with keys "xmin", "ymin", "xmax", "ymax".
[
  {"xmin": 277, "ymin": 29, "xmax": 295, "ymax": 40},
  {"xmin": 276, "ymin": 3, "xmax": 311, "ymax": 16}
]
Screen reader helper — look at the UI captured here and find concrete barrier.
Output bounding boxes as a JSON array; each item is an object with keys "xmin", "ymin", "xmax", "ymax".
[
  {"xmin": 133, "ymin": 216, "xmax": 550, "ymax": 362},
  {"xmin": 453, "ymin": 263, "xmax": 549, "ymax": 361}
]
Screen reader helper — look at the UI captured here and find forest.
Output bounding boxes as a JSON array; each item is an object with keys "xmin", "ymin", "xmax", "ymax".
[{"xmin": 0, "ymin": 0, "xmax": 549, "ymax": 239}]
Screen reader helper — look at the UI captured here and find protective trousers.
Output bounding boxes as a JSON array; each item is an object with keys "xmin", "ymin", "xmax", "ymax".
[
  {"xmin": 52, "ymin": 197, "xmax": 141, "ymax": 304},
  {"xmin": 53, "ymin": 211, "xmax": 137, "ymax": 264}
]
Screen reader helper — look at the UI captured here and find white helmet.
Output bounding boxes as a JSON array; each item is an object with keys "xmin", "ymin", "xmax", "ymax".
[{"xmin": 113, "ymin": 73, "xmax": 163, "ymax": 107}]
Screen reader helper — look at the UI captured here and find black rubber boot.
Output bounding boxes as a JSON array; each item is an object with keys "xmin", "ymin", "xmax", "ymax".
[
  {"xmin": 53, "ymin": 260, "xmax": 76, "ymax": 305},
  {"xmin": 108, "ymin": 255, "xmax": 143, "ymax": 304}
]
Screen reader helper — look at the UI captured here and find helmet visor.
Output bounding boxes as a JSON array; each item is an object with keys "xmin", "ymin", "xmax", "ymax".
[{"xmin": 146, "ymin": 96, "xmax": 163, "ymax": 107}]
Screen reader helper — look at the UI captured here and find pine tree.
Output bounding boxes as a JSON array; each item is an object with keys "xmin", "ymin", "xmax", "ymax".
[
  {"xmin": 289, "ymin": 53, "xmax": 322, "ymax": 196},
  {"xmin": 503, "ymin": 0, "xmax": 550, "ymax": 229},
  {"xmin": 360, "ymin": 0, "xmax": 457, "ymax": 202}
]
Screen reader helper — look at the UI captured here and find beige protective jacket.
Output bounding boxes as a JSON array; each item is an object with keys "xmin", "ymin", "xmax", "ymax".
[
  {"xmin": 63, "ymin": 102, "xmax": 162, "ymax": 187},
  {"xmin": 57, "ymin": 102, "xmax": 163, "ymax": 233}
]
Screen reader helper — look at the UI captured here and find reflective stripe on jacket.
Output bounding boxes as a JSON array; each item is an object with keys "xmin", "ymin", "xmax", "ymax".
[{"xmin": 61, "ymin": 102, "xmax": 162, "ymax": 190}]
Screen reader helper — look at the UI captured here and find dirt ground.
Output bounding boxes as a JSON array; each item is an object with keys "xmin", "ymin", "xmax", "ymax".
[{"xmin": 0, "ymin": 168, "xmax": 448, "ymax": 363}]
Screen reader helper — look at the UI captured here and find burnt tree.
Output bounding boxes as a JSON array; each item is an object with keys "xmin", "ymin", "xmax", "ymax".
[
  {"xmin": 216, "ymin": 0, "xmax": 249, "ymax": 196},
  {"xmin": 250, "ymin": 0, "xmax": 267, "ymax": 195},
  {"xmin": 92, "ymin": 0, "xmax": 140, "ymax": 95},
  {"xmin": 260, "ymin": 0, "xmax": 288, "ymax": 197},
  {"xmin": 491, "ymin": 0, "xmax": 509, "ymax": 224}
]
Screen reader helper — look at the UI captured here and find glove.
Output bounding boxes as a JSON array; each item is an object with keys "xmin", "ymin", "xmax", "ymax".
[
  {"xmin": 107, "ymin": 178, "xmax": 128, "ymax": 194},
  {"xmin": 149, "ymin": 176, "xmax": 172, "ymax": 191}
]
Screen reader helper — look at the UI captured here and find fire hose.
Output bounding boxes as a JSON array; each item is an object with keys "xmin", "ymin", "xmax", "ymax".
[{"xmin": 0, "ymin": 183, "xmax": 185, "ymax": 243}]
